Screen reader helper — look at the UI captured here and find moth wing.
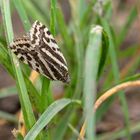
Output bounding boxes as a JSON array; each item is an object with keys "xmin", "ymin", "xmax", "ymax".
[
  {"xmin": 9, "ymin": 37, "xmax": 56, "ymax": 80},
  {"xmin": 9, "ymin": 37, "xmax": 31, "ymax": 64},
  {"xmin": 29, "ymin": 21, "xmax": 67, "ymax": 64},
  {"xmin": 29, "ymin": 20, "xmax": 44, "ymax": 48},
  {"xmin": 29, "ymin": 20, "xmax": 70, "ymax": 83}
]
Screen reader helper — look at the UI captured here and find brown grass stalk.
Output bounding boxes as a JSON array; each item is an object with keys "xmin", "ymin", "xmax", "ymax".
[{"xmin": 78, "ymin": 80, "xmax": 140, "ymax": 140}]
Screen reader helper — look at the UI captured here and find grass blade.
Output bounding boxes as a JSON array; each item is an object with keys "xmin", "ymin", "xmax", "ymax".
[
  {"xmin": 0, "ymin": 86, "xmax": 17, "ymax": 99},
  {"xmin": 13, "ymin": 0, "xmax": 31, "ymax": 31},
  {"xmin": 116, "ymin": 7, "xmax": 137, "ymax": 47},
  {"xmin": 13, "ymin": 0, "xmax": 43, "ymax": 114},
  {"xmin": 40, "ymin": 0, "xmax": 57, "ymax": 113},
  {"xmin": 24, "ymin": 99, "xmax": 74, "ymax": 140},
  {"xmin": 50, "ymin": 0, "xmax": 56, "ymax": 35},
  {"xmin": 1, "ymin": 0, "xmax": 36, "ymax": 130},
  {"xmin": 22, "ymin": 0, "xmax": 48, "ymax": 24},
  {"xmin": 53, "ymin": 108, "xmax": 72, "ymax": 140},
  {"xmin": 56, "ymin": 7, "xmax": 73, "ymax": 58},
  {"xmin": 0, "ymin": 43, "xmax": 14, "ymax": 76},
  {"xmin": 97, "ymin": 29, "xmax": 109, "ymax": 78},
  {"xmin": 84, "ymin": 26, "xmax": 103, "ymax": 140},
  {"xmin": 0, "ymin": 111, "xmax": 17, "ymax": 123},
  {"xmin": 100, "ymin": 18, "xmax": 132, "ymax": 140}
]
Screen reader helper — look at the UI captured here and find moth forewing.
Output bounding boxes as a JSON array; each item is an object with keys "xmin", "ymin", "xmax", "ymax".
[{"xmin": 9, "ymin": 20, "xmax": 70, "ymax": 83}]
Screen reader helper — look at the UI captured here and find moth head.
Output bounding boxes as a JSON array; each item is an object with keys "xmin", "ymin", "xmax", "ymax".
[
  {"xmin": 63, "ymin": 72, "xmax": 70, "ymax": 84},
  {"xmin": 58, "ymin": 71, "xmax": 70, "ymax": 84}
]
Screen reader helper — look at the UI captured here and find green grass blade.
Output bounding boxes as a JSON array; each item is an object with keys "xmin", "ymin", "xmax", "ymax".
[
  {"xmin": 0, "ymin": 43, "xmax": 14, "ymax": 76},
  {"xmin": 0, "ymin": 110, "xmax": 17, "ymax": 123},
  {"xmin": 40, "ymin": 0, "xmax": 57, "ymax": 113},
  {"xmin": 97, "ymin": 29, "xmax": 109, "ymax": 78},
  {"xmin": 53, "ymin": 108, "xmax": 72, "ymax": 140},
  {"xmin": 84, "ymin": 26, "xmax": 103, "ymax": 140},
  {"xmin": 101, "ymin": 18, "xmax": 131, "ymax": 140},
  {"xmin": 24, "ymin": 99, "xmax": 74, "ymax": 140},
  {"xmin": 0, "ymin": 86, "xmax": 17, "ymax": 99},
  {"xmin": 24, "ymin": 76, "xmax": 42, "ymax": 112},
  {"xmin": 1, "ymin": 0, "xmax": 36, "ymax": 130},
  {"xmin": 0, "ymin": 36, "xmax": 7, "ymax": 46},
  {"xmin": 40, "ymin": 77, "xmax": 51, "ymax": 112},
  {"xmin": 0, "ymin": 43, "xmax": 41, "ymax": 112},
  {"xmin": 56, "ymin": 7, "xmax": 73, "ymax": 56},
  {"xmin": 78, "ymin": 0, "xmax": 87, "ymax": 20},
  {"xmin": 16, "ymin": 133, "xmax": 24, "ymax": 140},
  {"xmin": 22, "ymin": 0, "xmax": 48, "ymax": 24},
  {"xmin": 13, "ymin": 0, "xmax": 31, "ymax": 31},
  {"xmin": 68, "ymin": 123, "xmax": 81, "ymax": 139},
  {"xmin": 116, "ymin": 7, "xmax": 137, "ymax": 47},
  {"xmin": 80, "ymin": 0, "xmax": 97, "ymax": 28},
  {"xmin": 120, "ymin": 73, "xmax": 140, "ymax": 83},
  {"xmin": 13, "ymin": 0, "xmax": 44, "ymax": 115},
  {"xmin": 50, "ymin": 0, "xmax": 56, "ymax": 35}
]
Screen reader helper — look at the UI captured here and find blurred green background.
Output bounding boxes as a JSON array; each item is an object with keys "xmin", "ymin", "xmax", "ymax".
[{"xmin": 0, "ymin": 0, "xmax": 140, "ymax": 140}]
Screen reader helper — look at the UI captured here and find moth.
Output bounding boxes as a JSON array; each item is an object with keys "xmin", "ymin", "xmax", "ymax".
[{"xmin": 9, "ymin": 20, "xmax": 70, "ymax": 83}]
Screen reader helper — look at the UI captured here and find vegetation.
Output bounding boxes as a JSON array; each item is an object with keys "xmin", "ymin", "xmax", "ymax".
[{"xmin": 0, "ymin": 0, "xmax": 139, "ymax": 140}]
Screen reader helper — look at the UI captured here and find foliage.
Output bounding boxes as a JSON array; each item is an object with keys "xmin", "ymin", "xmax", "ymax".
[{"xmin": 0, "ymin": 0, "xmax": 139, "ymax": 140}]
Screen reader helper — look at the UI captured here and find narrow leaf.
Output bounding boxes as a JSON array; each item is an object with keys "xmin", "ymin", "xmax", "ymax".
[
  {"xmin": 1, "ymin": 0, "xmax": 36, "ymax": 130},
  {"xmin": 84, "ymin": 25, "xmax": 103, "ymax": 140},
  {"xmin": 25, "ymin": 99, "xmax": 73, "ymax": 140}
]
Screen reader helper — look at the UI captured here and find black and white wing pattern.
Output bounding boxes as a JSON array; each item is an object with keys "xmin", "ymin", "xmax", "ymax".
[
  {"xmin": 9, "ymin": 36, "xmax": 33, "ymax": 65},
  {"xmin": 9, "ymin": 20, "xmax": 70, "ymax": 83}
]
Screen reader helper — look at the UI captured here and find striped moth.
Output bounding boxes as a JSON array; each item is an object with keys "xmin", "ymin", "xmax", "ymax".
[{"xmin": 9, "ymin": 21, "xmax": 70, "ymax": 83}]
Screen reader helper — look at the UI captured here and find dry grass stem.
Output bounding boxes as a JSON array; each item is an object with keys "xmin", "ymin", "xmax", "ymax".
[{"xmin": 78, "ymin": 80, "xmax": 140, "ymax": 140}]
